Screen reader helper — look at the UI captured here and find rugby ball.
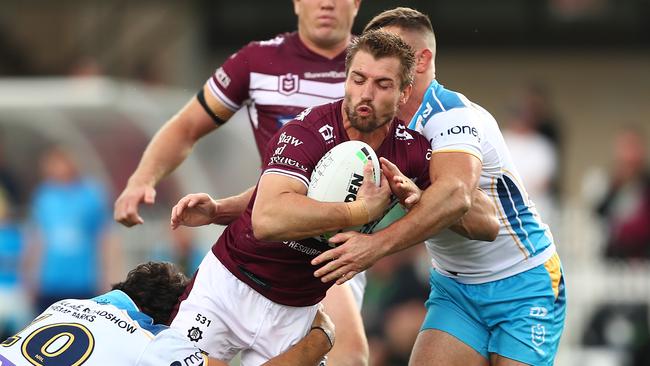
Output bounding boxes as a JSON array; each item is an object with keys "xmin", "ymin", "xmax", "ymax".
[{"xmin": 308, "ymin": 141, "xmax": 390, "ymax": 243}]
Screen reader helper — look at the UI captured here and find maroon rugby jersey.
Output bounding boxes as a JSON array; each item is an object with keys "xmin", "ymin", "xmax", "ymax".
[
  {"xmin": 206, "ymin": 32, "xmax": 347, "ymax": 156},
  {"xmin": 213, "ymin": 100, "xmax": 431, "ymax": 306}
]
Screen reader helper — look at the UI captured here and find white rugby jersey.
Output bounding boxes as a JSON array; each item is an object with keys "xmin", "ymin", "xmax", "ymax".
[
  {"xmin": 0, "ymin": 290, "xmax": 208, "ymax": 366},
  {"xmin": 409, "ymin": 80, "xmax": 556, "ymax": 284}
]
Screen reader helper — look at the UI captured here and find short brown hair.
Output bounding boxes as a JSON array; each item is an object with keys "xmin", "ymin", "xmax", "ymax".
[
  {"xmin": 363, "ymin": 7, "xmax": 434, "ymax": 36},
  {"xmin": 112, "ymin": 262, "xmax": 189, "ymax": 325},
  {"xmin": 345, "ymin": 30, "xmax": 415, "ymax": 90}
]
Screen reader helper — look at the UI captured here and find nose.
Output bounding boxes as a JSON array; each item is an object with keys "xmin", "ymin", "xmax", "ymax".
[
  {"xmin": 360, "ymin": 82, "xmax": 374, "ymax": 101},
  {"xmin": 320, "ymin": 0, "xmax": 334, "ymax": 10}
]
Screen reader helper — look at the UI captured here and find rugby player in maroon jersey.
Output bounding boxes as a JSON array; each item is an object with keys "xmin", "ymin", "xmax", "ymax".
[
  {"xmin": 114, "ymin": 2, "xmax": 371, "ymax": 364},
  {"xmin": 167, "ymin": 31, "xmax": 497, "ymax": 365}
]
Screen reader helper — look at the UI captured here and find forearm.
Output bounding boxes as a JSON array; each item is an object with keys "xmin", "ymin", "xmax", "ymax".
[
  {"xmin": 375, "ymin": 178, "xmax": 472, "ymax": 257},
  {"xmin": 262, "ymin": 328, "xmax": 331, "ymax": 366},
  {"xmin": 253, "ymin": 192, "xmax": 356, "ymax": 241},
  {"xmin": 129, "ymin": 97, "xmax": 219, "ymax": 187},
  {"xmin": 129, "ymin": 120, "xmax": 196, "ymax": 186},
  {"xmin": 212, "ymin": 187, "xmax": 255, "ymax": 225}
]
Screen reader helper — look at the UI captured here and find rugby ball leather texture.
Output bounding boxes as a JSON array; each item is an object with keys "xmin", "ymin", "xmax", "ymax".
[{"xmin": 307, "ymin": 140, "xmax": 381, "ymax": 243}]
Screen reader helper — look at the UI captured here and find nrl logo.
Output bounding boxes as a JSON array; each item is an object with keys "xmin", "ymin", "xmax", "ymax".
[{"xmin": 279, "ymin": 73, "xmax": 300, "ymax": 95}]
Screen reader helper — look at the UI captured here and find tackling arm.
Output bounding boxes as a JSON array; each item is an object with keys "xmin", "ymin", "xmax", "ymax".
[
  {"xmin": 374, "ymin": 152, "xmax": 482, "ymax": 255},
  {"xmin": 449, "ymin": 188, "xmax": 499, "ymax": 241}
]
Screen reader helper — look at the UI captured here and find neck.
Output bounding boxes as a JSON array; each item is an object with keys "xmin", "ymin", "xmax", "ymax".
[
  {"xmin": 341, "ymin": 105, "xmax": 392, "ymax": 150},
  {"xmin": 298, "ymin": 31, "xmax": 351, "ymax": 59},
  {"xmin": 398, "ymin": 71, "xmax": 434, "ymax": 122}
]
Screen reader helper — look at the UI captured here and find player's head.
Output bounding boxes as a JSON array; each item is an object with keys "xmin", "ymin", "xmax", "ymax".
[
  {"xmin": 40, "ymin": 145, "xmax": 79, "ymax": 183},
  {"xmin": 364, "ymin": 7, "xmax": 436, "ymax": 79},
  {"xmin": 112, "ymin": 262, "xmax": 189, "ymax": 325},
  {"xmin": 293, "ymin": 0, "xmax": 360, "ymax": 49},
  {"xmin": 343, "ymin": 30, "xmax": 415, "ymax": 133}
]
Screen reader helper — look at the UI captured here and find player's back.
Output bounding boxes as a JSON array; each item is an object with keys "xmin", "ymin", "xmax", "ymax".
[
  {"xmin": 409, "ymin": 80, "xmax": 556, "ymax": 284},
  {"xmin": 0, "ymin": 290, "xmax": 204, "ymax": 366}
]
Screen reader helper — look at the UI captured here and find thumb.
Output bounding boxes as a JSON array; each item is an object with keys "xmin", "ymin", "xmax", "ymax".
[
  {"xmin": 380, "ymin": 157, "xmax": 399, "ymax": 176},
  {"xmin": 362, "ymin": 161, "xmax": 376, "ymax": 186},
  {"xmin": 143, "ymin": 187, "xmax": 156, "ymax": 205}
]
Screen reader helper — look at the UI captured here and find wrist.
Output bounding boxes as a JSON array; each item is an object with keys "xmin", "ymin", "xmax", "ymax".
[
  {"xmin": 345, "ymin": 200, "xmax": 369, "ymax": 226},
  {"xmin": 310, "ymin": 326, "xmax": 334, "ymax": 351},
  {"xmin": 127, "ymin": 175, "xmax": 156, "ymax": 188}
]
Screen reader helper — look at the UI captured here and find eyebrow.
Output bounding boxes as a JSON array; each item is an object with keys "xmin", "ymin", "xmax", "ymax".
[{"xmin": 350, "ymin": 70, "xmax": 395, "ymax": 84}]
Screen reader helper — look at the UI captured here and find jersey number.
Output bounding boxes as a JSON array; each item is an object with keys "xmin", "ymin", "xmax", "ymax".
[{"xmin": 21, "ymin": 323, "xmax": 95, "ymax": 366}]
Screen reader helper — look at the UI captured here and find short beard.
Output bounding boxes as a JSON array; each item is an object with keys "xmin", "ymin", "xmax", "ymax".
[{"xmin": 344, "ymin": 101, "xmax": 394, "ymax": 133}]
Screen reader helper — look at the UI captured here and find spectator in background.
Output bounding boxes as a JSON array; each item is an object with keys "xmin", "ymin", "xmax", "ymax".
[
  {"xmin": 27, "ymin": 146, "xmax": 122, "ymax": 313},
  {"xmin": 514, "ymin": 82, "xmax": 562, "ymax": 149},
  {"xmin": 0, "ymin": 135, "xmax": 22, "ymax": 208},
  {"xmin": 503, "ymin": 104, "xmax": 559, "ymax": 221},
  {"xmin": 0, "ymin": 188, "xmax": 32, "ymax": 340},
  {"xmin": 596, "ymin": 127, "xmax": 650, "ymax": 259}
]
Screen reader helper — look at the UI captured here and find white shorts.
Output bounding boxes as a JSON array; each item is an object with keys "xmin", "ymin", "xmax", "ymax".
[{"xmin": 170, "ymin": 251, "xmax": 319, "ymax": 365}]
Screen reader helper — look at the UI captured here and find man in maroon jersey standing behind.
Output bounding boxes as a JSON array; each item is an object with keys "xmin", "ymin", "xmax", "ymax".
[
  {"xmin": 113, "ymin": 1, "xmax": 370, "ymax": 364},
  {"xmin": 166, "ymin": 30, "xmax": 429, "ymax": 365}
]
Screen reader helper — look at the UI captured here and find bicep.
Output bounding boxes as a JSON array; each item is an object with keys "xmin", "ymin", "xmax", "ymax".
[
  {"xmin": 429, "ymin": 152, "xmax": 482, "ymax": 190},
  {"xmin": 254, "ymin": 173, "xmax": 308, "ymax": 209}
]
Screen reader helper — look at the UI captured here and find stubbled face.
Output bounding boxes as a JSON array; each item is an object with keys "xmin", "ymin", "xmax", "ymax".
[
  {"xmin": 343, "ymin": 50, "xmax": 406, "ymax": 133},
  {"xmin": 294, "ymin": 0, "xmax": 360, "ymax": 49}
]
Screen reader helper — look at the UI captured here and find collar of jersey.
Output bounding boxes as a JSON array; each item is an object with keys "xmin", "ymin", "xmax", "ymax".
[{"xmin": 92, "ymin": 290, "xmax": 139, "ymax": 312}]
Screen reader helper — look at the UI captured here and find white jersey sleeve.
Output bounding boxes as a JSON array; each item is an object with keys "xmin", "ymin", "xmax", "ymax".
[
  {"xmin": 421, "ymin": 107, "xmax": 484, "ymax": 162},
  {"xmin": 137, "ymin": 328, "xmax": 208, "ymax": 366}
]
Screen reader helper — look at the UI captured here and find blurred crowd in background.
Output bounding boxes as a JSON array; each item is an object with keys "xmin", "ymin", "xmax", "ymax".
[{"xmin": 1, "ymin": 1, "xmax": 649, "ymax": 365}]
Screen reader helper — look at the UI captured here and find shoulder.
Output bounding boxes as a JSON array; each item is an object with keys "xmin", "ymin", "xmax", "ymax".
[
  {"xmin": 288, "ymin": 102, "xmax": 338, "ymax": 134},
  {"xmin": 240, "ymin": 32, "xmax": 294, "ymax": 55}
]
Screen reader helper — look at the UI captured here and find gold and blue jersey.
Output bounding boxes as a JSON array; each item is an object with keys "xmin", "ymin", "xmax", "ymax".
[{"xmin": 409, "ymin": 80, "xmax": 556, "ymax": 284}]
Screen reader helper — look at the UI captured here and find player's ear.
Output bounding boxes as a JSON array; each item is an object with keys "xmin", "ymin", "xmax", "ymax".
[
  {"xmin": 416, "ymin": 49, "xmax": 433, "ymax": 74},
  {"xmin": 293, "ymin": 0, "xmax": 300, "ymax": 16},
  {"xmin": 399, "ymin": 84, "xmax": 412, "ymax": 106}
]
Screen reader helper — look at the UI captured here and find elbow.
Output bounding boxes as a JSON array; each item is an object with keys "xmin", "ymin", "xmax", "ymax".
[
  {"xmin": 484, "ymin": 217, "xmax": 499, "ymax": 242},
  {"xmin": 473, "ymin": 219, "xmax": 499, "ymax": 242},
  {"xmin": 251, "ymin": 214, "xmax": 276, "ymax": 241}
]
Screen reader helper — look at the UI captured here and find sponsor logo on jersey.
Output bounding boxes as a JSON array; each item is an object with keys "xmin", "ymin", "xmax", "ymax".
[
  {"xmin": 278, "ymin": 132, "xmax": 303, "ymax": 147},
  {"xmin": 303, "ymin": 71, "xmax": 346, "ymax": 79},
  {"xmin": 295, "ymin": 107, "xmax": 313, "ymax": 121},
  {"xmin": 318, "ymin": 124, "xmax": 334, "ymax": 142},
  {"xmin": 283, "ymin": 241, "xmax": 323, "ymax": 256},
  {"xmin": 439, "ymin": 125, "xmax": 481, "ymax": 142},
  {"xmin": 279, "ymin": 73, "xmax": 300, "ymax": 95},
  {"xmin": 395, "ymin": 124, "xmax": 413, "ymax": 140},
  {"xmin": 187, "ymin": 327, "xmax": 203, "ymax": 342},
  {"xmin": 259, "ymin": 35, "xmax": 285, "ymax": 46},
  {"xmin": 269, "ymin": 156, "xmax": 308, "ymax": 172},
  {"xmin": 215, "ymin": 67, "xmax": 231, "ymax": 88},
  {"xmin": 414, "ymin": 102, "xmax": 434, "ymax": 128}
]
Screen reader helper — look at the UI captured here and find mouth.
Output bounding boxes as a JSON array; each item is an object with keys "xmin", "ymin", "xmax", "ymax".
[
  {"xmin": 317, "ymin": 15, "xmax": 336, "ymax": 25},
  {"xmin": 356, "ymin": 105, "xmax": 373, "ymax": 117}
]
